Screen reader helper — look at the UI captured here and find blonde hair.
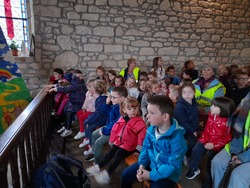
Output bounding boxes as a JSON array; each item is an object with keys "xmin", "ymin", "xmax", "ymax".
[
  {"xmin": 120, "ymin": 97, "xmax": 141, "ymax": 116},
  {"xmin": 94, "ymin": 80, "xmax": 107, "ymax": 94}
]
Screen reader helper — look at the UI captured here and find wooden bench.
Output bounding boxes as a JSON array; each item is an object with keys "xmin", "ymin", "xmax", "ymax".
[{"xmin": 125, "ymin": 154, "xmax": 182, "ymax": 188}]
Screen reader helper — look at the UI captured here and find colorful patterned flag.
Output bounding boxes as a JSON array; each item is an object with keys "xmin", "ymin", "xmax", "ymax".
[
  {"xmin": 4, "ymin": 0, "xmax": 14, "ymax": 39},
  {"xmin": 0, "ymin": 26, "xmax": 31, "ymax": 135}
]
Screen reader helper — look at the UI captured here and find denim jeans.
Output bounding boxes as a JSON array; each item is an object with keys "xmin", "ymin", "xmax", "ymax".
[
  {"xmin": 211, "ymin": 148, "xmax": 250, "ymax": 188},
  {"xmin": 92, "ymin": 127, "xmax": 110, "ymax": 164},
  {"xmin": 121, "ymin": 162, "xmax": 177, "ymax": 188},
  {"xmin": 84, "ymin": 123, "xmax": 101, "ymax": 145}
]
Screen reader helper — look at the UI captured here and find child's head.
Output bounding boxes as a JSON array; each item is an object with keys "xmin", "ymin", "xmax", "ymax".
[
  {"xmin": 120, "ymin": 97, "xmax": 140, "ymax": 118},
  {"xmin": 184, "ymin": 60, "xmax": 195, "ymax": 69},
  {"xmin": 126, "ymin": 77, "xmax": 137, "ymax": 88},
  {"xmin": 219, "ymin": 64, "xmax": 228, "ymax": 76},
  {"xmin": 108, "ymin": 70, "xmax": 117, "ymax": 82},
  {"xmin": 146, "ymin": 80, "xmax": 161, "ymax": 95},
  {"xmin": 96, "ymin": 66, "xmax": 106, "ymax": 78},
  {"xmin": 94, "ymin": 80, "xmax": 107, "ymax": 95},
  {"xmin": 168, "ymin": 85, "xmax": 180, "ymax": 103},
  {"xmin": 235, "ymin": 69, "xmax": 249, "ymax": 88},
  {"xmin": 182, "ymin": 69, "xmax": 196, "ymax": 81},
  {"xmin": 53, "ymin": 68, "xmax": 64, "ymax": 80},
  {"xmin": 140, "ymin": 71, "xmax": 148, "ymax": 81},
  {"xmin": 73, "ymin": 69, "xmax": 84, "ymax": 80},
  {"xmin": 180, "ymin": 81, "xmax": 195, "ymax": 104},
  {"xmin": 138, "ymin": 79, "xmax": 147, "ymax": 92},
  {"xmin": 110, "ymin": 86, "xmax": 128, "ymax": 105},
  {"xmin": 167, "ymin": 65, "xmax": 176, "ymax": 77},
  {"xmin": 86, "ymin": 78, "xmax": 96, "ymax": 94},
  {"xmin": 115, "ymin": 75, "xmax": 125, "ymax": 87},
  {"xmin": 147, "ymin": 95, "xmax": 174, "ymax": 126},
  {"xmin": 152, "ymin": 57, "xmax": 163, "ymax": 69},
  {"xmin": 147, "ymin": 71, "xmax": 158, "ymax": 81},
  {"xmin": 211, "ymin": 97, "xmax": 235, "ymax": 117}
]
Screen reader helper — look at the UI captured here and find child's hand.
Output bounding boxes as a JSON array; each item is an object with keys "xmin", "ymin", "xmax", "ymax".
[
  {"xmin": 137, "ymin": 168, "xmax": 150, "ymax": 181},
  {"xmin": 232, "ymin": 155, "xmax": 242, "ymax": 165},
  {"xmin": 136, "ymin": 165, "xmax": 145, "ymax": 182},
  {"xmin": 106, "ymin": 94, "xmax": 111, "ymax": 104},
  {"xmin": 48, "ymin": 88, "xmax": 57, "ymax": 94},
  {"xmin": 204, "ymin": 143, "xmax": 214, "ymax": 150},
  {"xmin": 193, "ymin": 131, "xmax": 197, "ymax": 137}
]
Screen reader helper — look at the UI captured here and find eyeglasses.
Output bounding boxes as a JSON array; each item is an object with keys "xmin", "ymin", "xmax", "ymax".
[
  {"xmin": 110, "ymin": 96, "xmax": 120, "ymax": 99},
  {"xmin": 238, "ymin": 78, "xmax": 249, "ymax": 81}
]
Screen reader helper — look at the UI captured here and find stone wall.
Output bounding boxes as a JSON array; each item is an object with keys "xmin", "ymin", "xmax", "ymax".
[{"xmin": 22, "ymin": 0, "xmax": 250, "ymax": 97}]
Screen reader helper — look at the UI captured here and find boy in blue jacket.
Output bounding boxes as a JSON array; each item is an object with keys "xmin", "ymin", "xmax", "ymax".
[
  {"xmin": 121, "ymin": 95, "xmax": 187, "ymax": 188},
  {"xmin": 84, "ymin": 86, "xmax": 128, "ymax": 162}
]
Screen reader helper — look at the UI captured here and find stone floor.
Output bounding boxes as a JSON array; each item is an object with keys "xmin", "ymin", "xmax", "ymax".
[{"xmin": 49, "ymin": 125, "xmax": 204, "ymax": 188}]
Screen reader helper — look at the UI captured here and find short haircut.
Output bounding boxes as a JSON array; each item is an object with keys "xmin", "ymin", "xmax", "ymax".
[
  {"xmin": 120, "ymin": 97, "xmax": 140, "ymax": 116},
  {"xmin": 167, "ymin": 65, "xmax": 175, "ymax": 72},
  {"xmin": 147, "ymin": 95, "xmax": 174, "ymax": 117},
  {"xmin": 180, "ymin": 81, "xmax": 195, "ymax": 93},
  {"xmin": 212, "ymin": 97, "xmax": 235, "ymax": 118},
  {"xmin": 96, "ymin": 66, "xmax": 106, "ymax": 73},
  {"xmin": 127, "ymin": 58, "xmax": 136, "ymax": 67},
  {"xmin": 74, "ymin": 69, "xmax": 82, "ymax": 74},
  {"xmin": 108, "ymin": 70, "xmax": 117, "ymax": 76},
  {"xmin": 53, "ymin": 68, "xmax": 64, "ymax": 77},
  {"xmin": 86, "ymin": 78, "xmax": 96, "ymax": 85},
  {"xmin": 140, "ymin": 71, "xmax": 148, "ymax": 77},
  {"xmin": 111, "ymin": 86, "xmax": 128, "ymax": 98},
  {"xmin": 235, "ymin": 69, "xmax": 248, "ymax": 78}
]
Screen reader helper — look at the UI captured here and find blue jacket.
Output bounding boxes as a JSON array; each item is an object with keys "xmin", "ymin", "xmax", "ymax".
[
  {"xmin": 84, "ymin": 94, "xmax": 111, "ymax": 126},
  {"xmin": 174, "ymin": 97, "xmax": 199, "ymax": 134},
  {"xmin": 101, "ymin": 104, "xmax": 121, "ymax": 136},
  {"xmin": 138, "ymin": 119, "xmax": 187, "ymax": 182}
]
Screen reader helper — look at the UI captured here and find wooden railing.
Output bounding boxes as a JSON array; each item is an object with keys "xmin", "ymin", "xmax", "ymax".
[{"xmin": 0, "ymin": 87, "xmax": 53, "ymax": 188}]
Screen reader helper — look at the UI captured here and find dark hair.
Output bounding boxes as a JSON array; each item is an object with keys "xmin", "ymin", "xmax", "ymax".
[
  {"xmin": 108, "ymin": 70, "xmax": 117, "ymax": 76},
  {"xmin": 184, "ymin": 60, "xmax": 193, "ymax": 69},
  {"xmin": 120, "ymin": 97, "xmax": 140, "ymax": 116},
  {"xmin": 183, "ymin": 69, "xmax": 196, "ymax": 80},
  {"xmin": 127, "ymin": 58, "xmax": 137, "ymax": 67},
  {"xmin": 148, "ymin": 71, "xmax": 157, "ymax": 78},
  {"xmin": 140, "ymin": 71, "xmax": 148, "ymax": 78},
  {"xmin": 180, "ymin": 81, "xmax": 195, "ymax": 93},
  {"xmin": 115, "ymin": 75, "xmax": 125, "ymax": 86},
  {"xmin": 152, "ymin": 57, "xmax": 163, "ymax": 74},
  {"xmin": 53, "ymin": 68, "xmax": 64, "ymax": 77},
  {"xmin": 74, "ymin": 69, "xmax": 82, "ymax": 74},
  {"xmin": 212, "ymin": 97, "xmax": 235, "ymax": 118},
  {"xmin": 147, "ymin": 95, "xmax": 174, "ymax": 117},
  {"xmin": 111, "ymin": 86, "xmax": 128, "ymax": 98},
  {"xmin": 167, "ymin": 65, "xmax": 175, "ymax": 72}
]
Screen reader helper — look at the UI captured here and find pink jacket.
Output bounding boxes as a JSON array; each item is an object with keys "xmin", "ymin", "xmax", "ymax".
[
  {"xmin": 199, "ymin": 113, "xmax": 232, "ymax": 152},
  {"xmin": 110, "ymin": 116, "xmax": 146, "ymax": 151}
]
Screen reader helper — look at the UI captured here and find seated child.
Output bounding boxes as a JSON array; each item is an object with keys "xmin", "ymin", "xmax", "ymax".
[
  {"xmin": 114, "ymin": 75, "xmax": 125, "ymax": 87},
  {"xmin": 174, "ymin": 81, "xmax": 199, "ymax": 158},
  {"xmin": 186, "ymin": 97, "xmax": 235, "ymax": 188},
  {"xmin": 211, "ymin": 93, "xmax": 250, "ymax": 188},
  {"xmin": 164, "ymin": 65, "xmax": 181, "ymax": 85},
  {"xmin": 86, "ymin": 97, "xmax": 146, "ymax": 185},
  {"xmin": 83, "ymin": 86, "xmax": 128, "ymax": 162},
  {"xmin": 74, "ymin": 79, "xmax": 98, "ymax": 140},
  {"xmin": 51, "ymin": 70, "xmax": 87, "ymax": 137},
  {"xmin": 121, "ymin": 95, "xmax": 187, "ymax": 188},
  {"xmin": 79, "ymin": 80, "xmax": 111, "ymax": 148},
  {"xmin": 168, "ymin": 84, "xmax": 180, "ymax": 106},
  {"xmin": 126, "ymin": 77, "xmax": 140, "ymax": 99},
  {"xmin": 147, "ymin": 71, "xmax": 158, "ymax": 81}
]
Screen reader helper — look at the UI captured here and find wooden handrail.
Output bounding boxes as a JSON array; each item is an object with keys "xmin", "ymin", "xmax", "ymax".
[{"xmin": 0, "ymin": 87, "xmax": 53, "ymax": 187}]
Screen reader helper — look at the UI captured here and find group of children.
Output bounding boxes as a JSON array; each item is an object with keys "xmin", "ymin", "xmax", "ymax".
[{"xmin": 47, "ymin": 57, "xmax": 250, "ymax": 187}]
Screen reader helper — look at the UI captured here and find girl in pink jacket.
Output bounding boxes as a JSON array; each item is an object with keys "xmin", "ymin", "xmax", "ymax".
[{"xmin": 86, "ymin": 97, "xmax": 146, "ymax": 185}]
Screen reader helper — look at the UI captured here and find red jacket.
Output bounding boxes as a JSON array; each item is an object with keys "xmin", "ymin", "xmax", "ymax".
[
  {"xmin": 110, "ymin": 116, "xmax": 146, "ymax": 151},
  {"xmin": 199, "ymin": 113, "xmax": 232, "ymax": 152}
]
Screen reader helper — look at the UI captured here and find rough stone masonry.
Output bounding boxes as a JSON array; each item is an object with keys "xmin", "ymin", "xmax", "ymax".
[{"xmin": 19, "ymin": 0, "xmax": 250, "ymax": 97}]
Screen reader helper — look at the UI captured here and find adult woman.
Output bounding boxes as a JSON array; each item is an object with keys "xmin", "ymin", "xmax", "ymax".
[
  {"xmin": 119, "ymin": 58, "xmax": 140, "ymax": 82},
  {"xmin": 193, "ymin": 62, "xmax": 226, "ymax": 114}
]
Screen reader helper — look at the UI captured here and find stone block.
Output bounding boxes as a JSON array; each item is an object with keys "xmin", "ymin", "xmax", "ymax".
[
  {"xmin": 57, "ymin": 36, "xmax": 71, "ymax": 50},
  {"xmin": 54, "ymin": 51, "xmax": 78, "ymax": 68},
  {"xmin": 42, "ymin": 44, "xmax": 60, "ymax": 51},
  {"xmin": 93, "ymin": 27, "xmax": 114, "ymax": 36},
  {"xmin": 240, "ymin": 48, "xmax": 250, "ymax": 57},
  {"xmin": 67, "ymin": 12, "xmax": 80, "ymax": 19},
  {"xmin": 185, "ymin": 48, "xmax": 199, "ymax": 56},
  {"xmin": 41, "ymin": 0, "xmax": 57, "ymax": 6},
  {"xmin": 82, "ymin": 13, "xmax": 99, "ymax": 21},
  {"xmin": 131, "ymin": 40, "xmax": 150, "ymax": 47},
  {"xmin": 104, "ymin": 45, "xmax": 123, "ymax": 52},
  {"xmin": 108, "ymin": 0, "xmax": 123, "ymax": 6},
  {"xmin": 196, "ymin": 18, "xmax": 213, "ymax": 28},
  {"xmin": 35, "ymin": 5, "xmax": 61, "ymax": 18},
  {"xmin": 139, "ymin": 47, "xmax": 154, "ymax": 55},
  {"xmin": 61, "ymin": 25, "xmax": 74, "ymax": 34},
  {"xmin": 74, "ymin": 4, "xmax": 87, "ymax": 12},
  {"xmin": 159, "ymin": 47, "xmax": 179, "ymax": 56},
  {"xmin": 124, "ymin": 0, "xmax": 138, "ymax": 7},
  {"xmin": 154, "ymin": 32, "xmax": 169, "ymax": 38},
  {"xmin": 218, "ymin": 50, "xmax": 230, "ymax": 56},
  {"xmin": 76, "ymin": 26, "xmax": 92, "ymax": 35},
  {"xmin": 84, "ymin": 44, "xmax": 103, "ymax": 52}
]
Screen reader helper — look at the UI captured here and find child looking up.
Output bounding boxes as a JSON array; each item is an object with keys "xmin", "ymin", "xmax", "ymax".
[
  {"xmin": 126, "ymin": 77, "xmax": 140, "ymax": 99},
  {"xmin": 174, "ymin": 81, "xmax": 199, "ymax": 158},
  {"xmin": 79, "ymin": 80, "xmax": 111, "ymax": 148},
  {"xmin": 74, "ymin": 79, "xmax": 97, "ymax": 140},
  {"xmin": 83, "ymin": 86, "xmax": 128, "ymax": 163},
  {"xmin": 186, "ymin": 97, "xmax": 235, "ymax": 188},
  {"xmin": 86, "ymin": 97, "xmax": 146, "ymax": 185},
  {"xmin": 121, "ymin": 95, "xmax": 187, "ymax": 188}
]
